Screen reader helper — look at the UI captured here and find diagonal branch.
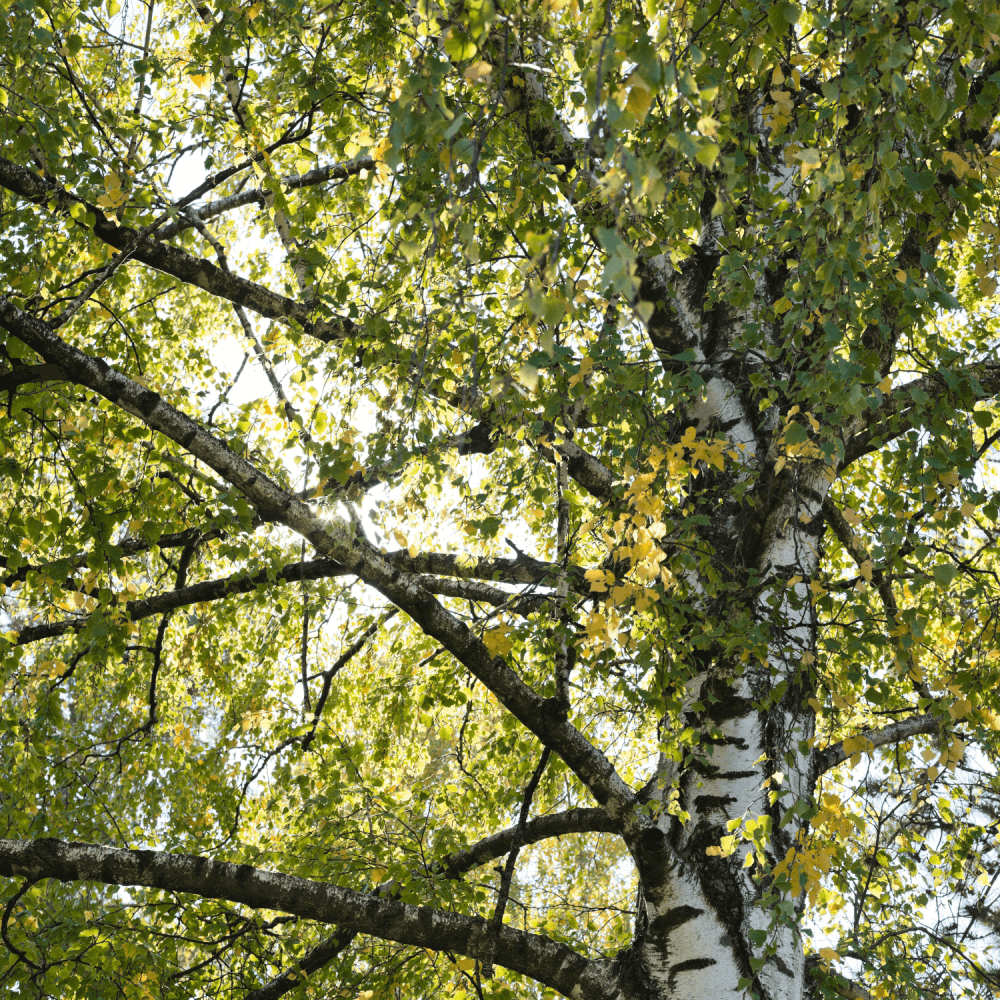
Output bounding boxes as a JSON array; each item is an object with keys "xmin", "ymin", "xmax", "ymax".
[
  {"xmin": 0, "ymin": 156, "xmax": 352, "ymax": 343},
  {"xmin": 0, "ymin": 838, "xmax": 618, "ymax": 999},
  {"xmin": 0, "ymin": 295, "xmax": 643, "ymax": 833},
  {"xmin": 843, "ymin": 361, "xmax": 1000, "ymax": 467},
  {"xmin": 245, "ymin": 930, "xmax": 357, "ymax": 1000}
]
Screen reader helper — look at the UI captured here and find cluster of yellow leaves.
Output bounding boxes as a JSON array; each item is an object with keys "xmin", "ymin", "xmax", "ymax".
[
  {"xmin": 811, "ymin": 792, "xmax": 859, "ymax": 840},
  {"xmin": 96, "ymin": 171, "xmax": 127, "ymax": 210},
  {"xmin": 773, "ymin": 406, "xmax": 826, "ymax": 475},
  {"xmin": 482, "ymin": 621, "xmax": 513, "ymax": 657},
  {"xmin": 764, "ymin": 87, "xmax": 795, "ymax": 136},
  {"xmin": 772, "ymin": 829, "xmax": 839, "ymax": 906},
  {"xmin": 580, "ymin": 430, "xmax": 738, "ymax": 647}
]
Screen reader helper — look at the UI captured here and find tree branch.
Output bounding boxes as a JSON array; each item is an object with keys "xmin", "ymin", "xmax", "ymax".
[
  {"xmin": 246, "ymin": 806, "xmax": 618, "ymax": 999},
  {"xmin": 244, "ymin": 929, "xmax": 357, "ymax": 1000},
  {"xmin": 843, "ymin": 363, "xmax": 1000, "ymax": 467},
  {"xmin": 159, "ymin": 157, "xmax": 376, "ymax": 239},
  {"xmin": 0, "ymin": 363, "xmax": 68, "ymax": 392},
  {"xmin": 812, "ymin": 712, "xmax": 941, "ymax": 775},
  {"xmin": 0, "ymin": 296, "xmax": 643, "ymax": 833},
  {"xmin": 11, "ymin": 557, "xmax": 351, "ymax": 647},
  {"xmin": 0, "ymin": 156, "xmax": 352, "ymax": 343},
  {"xmin": 0, "ymin": 838, "xmax": 620, "ymax": 1000}
]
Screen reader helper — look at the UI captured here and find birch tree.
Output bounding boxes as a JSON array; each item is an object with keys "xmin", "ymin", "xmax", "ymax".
[{"xmin": 1, "ymin": 0, "xmax": 1000, "ymax": 997}]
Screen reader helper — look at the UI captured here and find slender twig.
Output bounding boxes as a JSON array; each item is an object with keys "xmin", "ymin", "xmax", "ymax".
[
  {"xmin": 482, "ymin": 746, "xmax": 550, "ymax": 978},
  {"xmin": 1, "ymin": 879, "xmax": 43, "ymax": 972}
]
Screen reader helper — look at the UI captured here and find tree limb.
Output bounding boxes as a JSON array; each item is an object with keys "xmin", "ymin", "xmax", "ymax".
[
  {"xmin": 843, "ymin": 361, "xmax": 1000, "ymax": 467},
  {"xmin": 812, "ymin": 712, "xmax": 941, "ymax": 775},
  {"xmin": 0, "ymin": 363, "xmax": 68, "ymax": 392},
  {"xmin": 246, "ymin": 806, "xmax": 618, "ymax": 999},
  {"xmin": 159, "ymin": 156, "xmax": 376, "ymax": 239},
  {"xmin": 0, "ymin": 838, "xmax": 620, "ymax": 1000},
  {"xmin": 0, "ymin": 295, "xmax": 643, "ymax": 834},
  {"xmin": 0, "ymin": 156, "xmax": 352, "ymax": 343}
]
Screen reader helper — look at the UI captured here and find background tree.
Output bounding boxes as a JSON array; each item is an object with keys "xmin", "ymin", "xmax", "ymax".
[{"xmin": 1, "ymin": 0, "xmax": 1000, "ymax": 997}]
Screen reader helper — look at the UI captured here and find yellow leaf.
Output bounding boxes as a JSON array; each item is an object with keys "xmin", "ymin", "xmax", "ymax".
[
  {"xmin": 697, "ymin": 115, "xmax": 720, "ymax": 138},
  {"xmin": 771, "ymin": 65, "xmax": 785, "ymax": 85},
  {"xmin": 794, "ymin": 148, "xmax": 822, "ymax": 177},
  {"xmin": 961, "ymin": 502, "xmax": 976, "ymax": 516},
  {"xmin": 842, "ymin": 506, "xmax": 861, "ymax": 525},
  {"xmin": 626, "ymin": 77, "xmax": 654, "ymax": 122},
  {"xmin": 818, "ymin": 946, "xmax": 839, "ymax": 964},
  {"xmin": 516, "ymin": 364, "xmax": 539, "ymax": 391},
  {"xmin": 456, "ymin": 958, "xmax": 476, "ymax": 971},
  {"xmin": 568, "ymin": 355, "xmax": 594, "ymax": 388},
  {"xmin": 859, "ymin": 560, "xmax": 873, "ymax": 582},
  {"xmin": 188, "ymin": 73, "xmax": 209, "ymax": 89},
  {"xmin": 895, "ymin": 269, "xmax": 907, "ymax": 283},
  {"xmin": 774, "ymin": 296, "xmax": 793, "ymax": 313},
  {"xmin": 941, "ymin": 150, "xmax": 970, "ymax": 179},
  {"xmin": 464, "ymin": 60, "xmax": 493, "ymax": 83},
  {"xmin": 482, "ymin": 623, "xmax": 513, "ymax": 657}
]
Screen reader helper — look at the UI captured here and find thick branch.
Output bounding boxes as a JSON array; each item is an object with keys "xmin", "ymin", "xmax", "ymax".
[
  {"xmin": 0, "ymin": 838, "xmax": 617, "ymax": 999},
  {"xmin": 0, "ymin": 156, "xmax": 352, "ymax": 343},
  {"xmin": 812, "ymin": 713, "xmax": 941, "ymax": 775},
  {"xmin": 0, "ymin": 296, "xmax": 643, "ymax": 832},
  {"xmin": 0, "ymin": 363, "xmax": 68, "ymax": 392}
]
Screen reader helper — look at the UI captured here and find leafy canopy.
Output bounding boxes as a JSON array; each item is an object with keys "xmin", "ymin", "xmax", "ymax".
[{"xmin": 1, "ymin": 0, "xmax": 1000, "ymax": 997}]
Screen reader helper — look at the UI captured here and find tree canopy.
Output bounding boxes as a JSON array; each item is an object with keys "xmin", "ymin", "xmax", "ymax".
[{"xmin": 1, "ymin": 0, "xmax": 1000, "ymax": 997}]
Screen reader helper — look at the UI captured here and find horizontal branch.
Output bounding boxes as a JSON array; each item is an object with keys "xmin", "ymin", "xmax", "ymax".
[
  {"xmin": 388, "ymin": 548, "xmax": 585, "ymax": 592},
  {"xmin": 0, "ymin": 363, "xmax": 68, "ymax": 392},
  {"xmin": 0, "ymin": 838, "xmax": 618, "ymax": 999},
  {"xmin": 158, "ymin": 156, "xmax": 376, "ymax": 239},
  {"xmin": 9, "ymin": 545, "xmax": 578, "ymax": 647},
  {"xmin": 812, "ymin": 712, "xmax": 941, "ymax": 775},
  {"xmin": 0, "ymin": 156, "xmax": 352, "ymax": 343},
  {"xmin": 10, "ymin": 557, "xmax": 351, "ymax": 647},
  {"xmin": 843, "ymin": 361, "xmax": 1000, "ymax": 466}
]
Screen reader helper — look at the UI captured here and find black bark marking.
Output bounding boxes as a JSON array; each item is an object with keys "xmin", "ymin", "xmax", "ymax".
[
  {"xmin": 668, "ymin": 956, "xmax": 717, "ymax": 991},
  {"xmin": 647, "ymin": 903, "xmax": 702, "ymax": 937}
]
